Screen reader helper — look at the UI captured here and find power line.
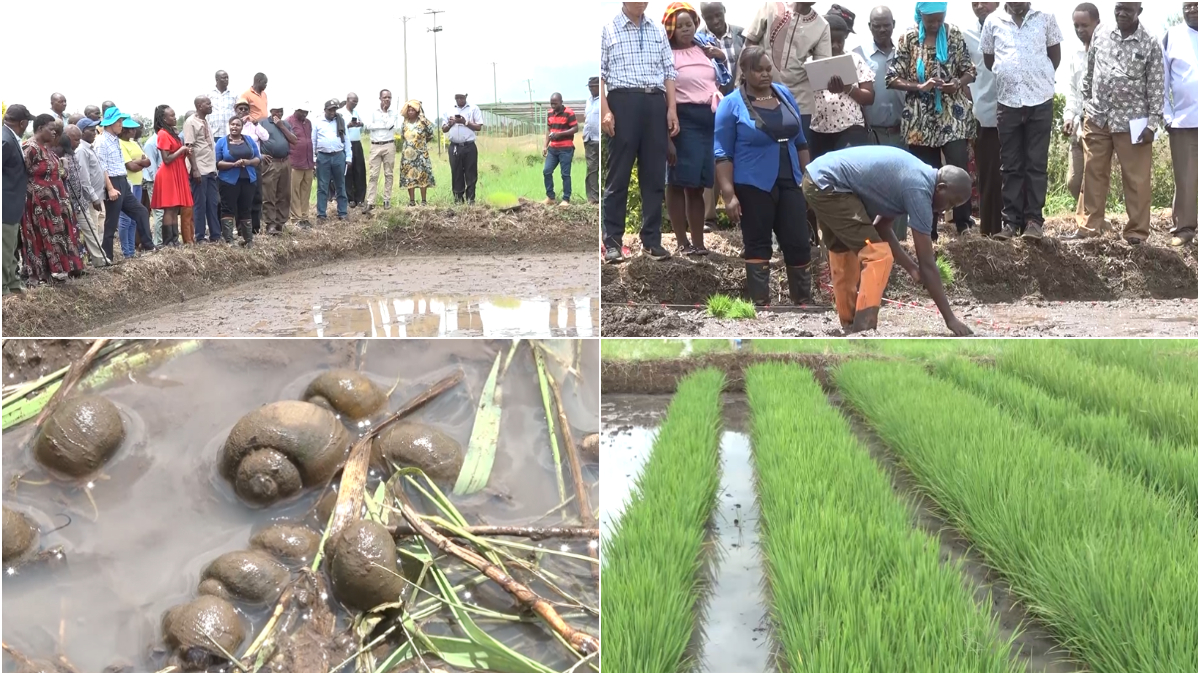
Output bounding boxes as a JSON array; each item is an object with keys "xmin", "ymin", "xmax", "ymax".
[{"xmin": 401, "ymin": 16, "xmax": 414, "ymax": 102}]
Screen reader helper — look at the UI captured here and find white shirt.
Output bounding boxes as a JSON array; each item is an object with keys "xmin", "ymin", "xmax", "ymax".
[
  {"xmin": 1063, "ymin": 44, "xmax": 1089, "ymax": 140},
  {"xmin": 964, "ymin": 22, "xmax": 998, "ymax": 128},
  {"xmin": 583, "ymin": 95, "xmax": 600, "ymax": 142},
  {"xmin": 445, "ymin": 103, "xmax": 482, "ymax": 143},
  {"xmin": 980, "ymin": 9, "xmax": 1062, "ymax": 108},
  {"xmin": 364, "ymin": 107, "xmax": 399, "ymax": 143},
  {"xmin": 1164, "ymin": 24, "xmax": 1199, "ymax": 129}
]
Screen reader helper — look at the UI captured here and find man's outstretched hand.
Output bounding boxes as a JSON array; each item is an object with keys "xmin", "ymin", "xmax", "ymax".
[{"xmin": 946, "ymin": 317, "xmax": 974, "ymax": 336}]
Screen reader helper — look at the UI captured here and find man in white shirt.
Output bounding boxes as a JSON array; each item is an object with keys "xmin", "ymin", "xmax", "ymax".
[
  {"xmin": 441, "ymin": 93, "xmax": 484, "ymax": 204},
  {"xmin": 981, "ymin": 2, "xmax": 1062, "ymax": 241},
  {"xmin": 965, "ymin": 2, "xmax": 1002, "ymax": 238},
  {"xmin": 1063, "ymin": 3, "xmax": 1100, "ymax": 204},
  {"xmin": 209, "ymin": 70, "xmax": 237, "ymax": 139},
  {"xmin": 48, "ymin": 93, "xmax": 67, "ymax": 127},
  {"xmin": 583, "ymin": 77, "xmax": 601, "ymax": 204},
  {"xmin": 1164, "ymin": 1, "xmax": 1198, "ymax": 245},
  {"xmin": 363, "ymin": 89, "xmax": 399, "ymax": 212}
]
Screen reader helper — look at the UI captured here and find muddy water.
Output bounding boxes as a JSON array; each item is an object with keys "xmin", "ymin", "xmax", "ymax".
[
  {"xmin": 1, "ymin": 339, "xmax": 599, "ymax": 672},
  {"xmin": 91, "ymin": 253, "xmax": 598, "ymax": 338}
]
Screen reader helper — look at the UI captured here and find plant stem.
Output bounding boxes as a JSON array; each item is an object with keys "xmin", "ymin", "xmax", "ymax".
[
  {"xmin": 32, "ymin": 339, "xmax": 111, "ymax": 431},
  {"xmin": 389, "ymin": 523, "xmax": 598, "ymax": 541}
]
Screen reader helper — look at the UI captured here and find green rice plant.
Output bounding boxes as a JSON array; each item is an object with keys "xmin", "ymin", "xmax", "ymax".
[
  {"xmin": 934, "ymin": 356, "xmax": 1197, "ymax": 513},
  {"xmin": 600, "ymin": 339, "xmax": 687, "ymax": 361},
  {"xmin": 1056, "ymin": 340, "xmax": 1198, "ymax": 392},
  {"xmin": 744, "ymin": 363, "xmax": 1018, "ymax": 672},
  {"xmin": 751, "ymin": 339, "xmax": 858, "ymax": 354},
  {"xmin": 601, "ymin": 369, "xmax": 725, "ymax": 673},
  {"xmin": 936, "ymin": 254, "xmax": 955, "ymax": 286},
  {"xmin": 705, "ymin": 294, "xmax": 756, "ymax": 320},
  {"xmin": 997, "ymin": 342, "xmax": 1198, "ymax": 449},
  {"xmin": 835, "ymin": 360, "xmax": 1198, "ymax": 673}
]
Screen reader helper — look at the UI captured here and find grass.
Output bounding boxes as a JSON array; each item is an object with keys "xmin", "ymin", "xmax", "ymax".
[
  {"xmin": 704, "ymin": 294, "xmax": 756, "ymax": 320},
  {"xmin": 601, "ymin": 369, "xmax": 725, "ymax": 673},
  {"xmin": 997, "ymin": 342, "xmax": 1198, "ymax": 449},
  {"xmin": 744, "ymin": 363, "xmax": 1018, "ymax": 672},
  {"xmin": 749, "ymin": 339, "xmax": 1003, "ymax": 358},
  {"xmin": 1056, "ymin": 339, "xmax": 1198, "ymax": 392},
  {"xmin": 933, "ymin": 356, "xmax": 1197, "ymax": 514},
  {"xmin": 599, "ymin": 339, "xmax": 733, "ymax": 361},
  {"xmin": 835, "ymin": 360, "xmax": 1198, "ymax": 673}
]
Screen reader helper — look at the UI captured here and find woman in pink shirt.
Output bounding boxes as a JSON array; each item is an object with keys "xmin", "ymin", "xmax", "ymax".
[{"xmin": 663, "ymin": 2, "xmax": 725, "ymax": 256}]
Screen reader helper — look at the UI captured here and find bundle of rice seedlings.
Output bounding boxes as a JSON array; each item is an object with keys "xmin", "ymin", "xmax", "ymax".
[{"xmin": 705, "ymin": 294, "xmax": 756, "ymax": 320}]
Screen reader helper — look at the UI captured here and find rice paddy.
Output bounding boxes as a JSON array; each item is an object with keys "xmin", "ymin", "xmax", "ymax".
[{"xmin": 600, "ymin": 339, "xmax": 1198, "ymax": 673}]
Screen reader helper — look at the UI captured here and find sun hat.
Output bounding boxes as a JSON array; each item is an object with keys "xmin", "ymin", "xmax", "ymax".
[
  {"xmin": 99, "ymin": 107, "xmax": 129, "ymax": 127},
  {"xmin": 122, "ymin": 117, "xmax": 141, "ymax": 128}
]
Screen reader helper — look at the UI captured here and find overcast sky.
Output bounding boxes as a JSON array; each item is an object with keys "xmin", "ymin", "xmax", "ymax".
[
  {"xmin": 6, "ymin": 1, "xmax": 600, "ymax": 121},
  {"xmin": 600, "ymin": 2, "xmax": 1184, "ymax": 94}
]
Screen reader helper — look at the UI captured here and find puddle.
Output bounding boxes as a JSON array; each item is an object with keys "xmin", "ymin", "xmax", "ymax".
[
  {"xmin": 303, "ymin": 294, "xmax": 596, "ymax": 338},
  {"xmin": 1, "ymin": 339, "xmax": 599, "ymax": 672}
]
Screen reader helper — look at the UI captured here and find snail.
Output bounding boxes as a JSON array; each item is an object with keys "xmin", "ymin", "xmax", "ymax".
[
  {"xmin": 161, "ymin": 595, "xmax": 246, "ymax": 671},
  {"xmin": 3, "ymin": 505, "xmax": 39, "ymax": 564},
  {"xmin": 303, "ymin": 370, "xmax": 387, "ymax": 420},
  {"xmin": 33, "ymin": 395, "xmax": 125, "ymax": 478},
  {"xmin": 219, "ymin": 401, "xmax": 352, "ymax": 506},
  {"xmin": 581, "ymin": 433, "xmax": 599, "ymax": 461},
  {"xmin": 370, "ymin": 422, "xmax": 464, "ymax": 482},
  {"xmin": 250, "ymin": 523, "xmax": 321, "ymax": 562},
  {"xmin": 198, "ymin": 549, "xmax": 289, "ymax": 605},
  {"xmin": 328, "ymin": 519, "xmax": 419, "ymax": 612}
]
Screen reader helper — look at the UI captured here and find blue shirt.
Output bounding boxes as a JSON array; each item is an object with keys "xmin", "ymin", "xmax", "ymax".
[
  {"xmin": 214, "ymin": 135, "xmax": 261, "ymax": 184},
  {"xmin": 96, "ymin": 130, "xmax": 126, "ymax": 178},
  {"xmin": 340, "ymin": 107, "xmax": 362, "ymax": 142},
  {"xmin": 600, "ymin": 10, "xmax": 677, "ymax": 90},
  {"xmin": 311, "ymin": 116, "xmax": 348, "ymax": 157},
  {"xmin": 853, "ymin": 42, "xmax": 906, "ymax": 128},
  {"xmin": 806, "ymin": 145, "xmax": 938, "ymax": 235},
  {"xmin": 583, "ymin": 95, "xmax": 600, "ymax": 142},
  {"xmin": 713, "ymin": 83, "xmax": 808, "ymax": 193},
  {"xmin": 142, "ymin": 134, "xmax": 160, "ymax": 182}
]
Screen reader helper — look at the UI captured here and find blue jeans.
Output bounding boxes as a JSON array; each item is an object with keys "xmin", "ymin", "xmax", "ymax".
[
  {"xmin": 316, "ymin": 151, "xmax": 348, "ymax": 218},
  {"xmin": 544, "ymin": 147, "xmax": 574, "ymax": 201},
  {"xmin": 191, "ymin": 173, "xmax": 221, "ymax": 241},
  {"xmin": 118, "ymin": 184, "xmax": 143, "ymax": 257}
]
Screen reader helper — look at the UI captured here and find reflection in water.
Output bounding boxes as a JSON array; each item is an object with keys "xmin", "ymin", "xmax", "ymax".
[{"xmin": 305, "ymin": 295, "xmax": 596, "ymax": 338}]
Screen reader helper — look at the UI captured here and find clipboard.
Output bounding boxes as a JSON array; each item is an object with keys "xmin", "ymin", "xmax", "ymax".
[{"xmin": 803, "ymin": 53, "xmax": 858, "ymax": 90}]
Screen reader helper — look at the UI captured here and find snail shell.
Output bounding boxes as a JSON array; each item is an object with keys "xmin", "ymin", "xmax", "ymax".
[
  {"xmin": 328, "ymin": 519, "xmax": 416, "ymax": 612},
  {"xmin": 162, "ymin": 595, "xmax": 246, "ymax": 667},
  {"xmin": 581, "ymin": 433, "xmax": 599, "ymax": 460},
  {"xmin": 250, "ymin": 523, "xmax": 321, "ymax": 562},
  {"xmin": 198, "ymin": 549, "xmax": 289, "ymax": 604},
  {"xmin": 3, "ymin": 505, "xmax": 39, "ymax": 564},
  {"xmin": 34, "ymin": 395, "xmax": 125, "ymax": 478},
  {"xmin": 219, "ymin": 401, "xmax": 352, "ymax": 506},
  {"xmin": 303, "ymin": 370, "xmax": 387, "ymax": 420},
  {"xmin": 371, "ymin": 422, "xmax": 464, "ymax": 482}
]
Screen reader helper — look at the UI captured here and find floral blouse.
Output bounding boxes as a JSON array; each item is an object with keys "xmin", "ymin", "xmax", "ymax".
[
  {"xmin": 886, "ymin": 24, "xmax": 977, "ymax": 147},
  {"xmin": 811, "ymin": 51, "xmax": 877, "ymax": 134}
]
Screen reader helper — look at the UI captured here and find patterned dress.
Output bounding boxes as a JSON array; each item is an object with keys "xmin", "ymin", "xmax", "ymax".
[
  {"xmin": 887, "ymin": 25, "xmax": 977, "ymax": 148},
  {"xmin": 20, "ymin": 141, "xmax": 84, "ymax": 283},
  {"xmin": 399, "ymin": 118, "xmax": 436, "ymax": 188}
]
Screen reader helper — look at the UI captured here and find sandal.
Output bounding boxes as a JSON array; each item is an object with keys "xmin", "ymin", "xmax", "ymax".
[
  {"xmin": 678, "ymin": 245, "xmax": 695, "ymax": 256},
  {"xmin": 689, "ymin": 247, "xmax": 710, "ymax": 257}
]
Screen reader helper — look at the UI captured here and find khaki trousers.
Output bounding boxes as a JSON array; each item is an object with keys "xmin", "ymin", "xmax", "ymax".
[
  {"xmin": 1077, "ymin": 117, "xmax": 1153, "ymax": 238},
  {"xmin": 1066, "ymin": 137, "xmax": 1085, "ymax": 201},
  {"xmin": 1168, "ymin": 127, "xmax": 1197, "ymax": 234},
  {"xmin": 290, "ymin": 168, "xmax": 314, "ymax": 221},
  {"xmin": 260, "ymin": 159, "xmax": 291, "ymax": 230},
  {"xmin": 367, "ymin": 142, "xmax": 396, "ymax": 206}
]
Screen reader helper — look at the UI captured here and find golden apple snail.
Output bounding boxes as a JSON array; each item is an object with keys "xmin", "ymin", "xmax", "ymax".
[
  {"xmin": 161, "ymin": 595, "xmax": 246, "ymax": 670},
  {"xmin": 198, "ymin": 549, "xmax": 289, "ymax": 605},
  {"xmin": 370, "ymin": 422, "xmax": 464, "ymax": 482},
  {"xmin": 328, "ymin": 519, "xmax": 419, "ymax": 612},
  {"xmin": 33, "ymin": 395, "xmax": 125, "ymax": 478},
  {"xmin": 3, "ymin": 506, "xmax": 39, "ymax": 564},
  {"xmin": 250, "ymin": 523, "xmax": 321, "ymax": 562},
  {"xmin": 303, "ymin": 369, "xmax": 387, "ymax": 420}
]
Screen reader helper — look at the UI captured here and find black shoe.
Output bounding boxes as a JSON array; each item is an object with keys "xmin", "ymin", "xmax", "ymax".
[
  {"xmin": 745, "ymin": 261, "xmax": 771, "ymax": 306},
  {"xmin": 785, "ymin": 265, "xmax": 812, "ymax": 305},
  {"xmin": 994, "ymin": 223, "xmax": 1018, "ymax": 241},
  {"xmin": 1022, "ymin": 222, "xmax": 1044, "ymax": 240},
  {"xmin": 317, "ymin": 215, "xmax": 328, "ymax": 222},
  {"xmin": 363, "ymin": 204, "xmax": 374, "ymax": 214},
  {"xmin": 604, "ymin": 248, "xmax": 626, "ymax": 264},
  {"xmin": 1124, "ymin": 236, "xmax": 1144, "ymax": 246},
  {"xmin": 644, "ymin": 245, "xmax": 671, "ymax": 260}
]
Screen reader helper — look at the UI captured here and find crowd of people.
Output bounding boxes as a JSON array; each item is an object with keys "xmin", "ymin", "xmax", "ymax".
[
  {"xmin": 598, "ymin": 1, "xmax": 1197, "ymax": 332},
  {"xmin": 2, "ymin": 71, "xmax": 600, "ymax": 296}
]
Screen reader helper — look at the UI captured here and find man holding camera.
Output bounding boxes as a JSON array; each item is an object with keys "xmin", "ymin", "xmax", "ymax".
[{"xmin": 442, "ymin": 93, "xmax": 484, "ymax": 204}]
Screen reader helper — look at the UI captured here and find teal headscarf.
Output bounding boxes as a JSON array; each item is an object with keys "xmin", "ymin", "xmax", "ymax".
[{"xmin": 914, "ymin": 2, "xmax": 950, "ymax": 113}]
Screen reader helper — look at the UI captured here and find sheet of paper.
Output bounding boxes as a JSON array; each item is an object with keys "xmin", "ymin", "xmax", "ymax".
[{"xmin": 1129, "ymin": 117, "xmax": 1149, "ymax": 144}]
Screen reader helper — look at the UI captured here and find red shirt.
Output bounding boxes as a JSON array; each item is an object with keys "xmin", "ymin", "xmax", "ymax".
[
  {"xmin": 547, "ymin": 106, "xmax": 577, "ymax": 149},
  {"xmin": 286, "ymin": 115, "xmax": 314, "ymax": 170}
]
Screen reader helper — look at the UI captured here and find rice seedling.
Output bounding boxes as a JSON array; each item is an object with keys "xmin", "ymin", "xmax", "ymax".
[
  {"xmin": 936, "ymin": 254, "xmax": 955, "ymax": 286},
  {"xmin": 601, "ymin": 369, "xmax": 725, "ymax": 673},
  {"xmin": 836, "ymin": 360, "xmax": 1198, "ymax": 673},
  {"xmin": 997, "ymin": 342, "xmax": 1198, "ymax": 449},
  {"xmin": 1056, "ymin": 339, "xmax": 1198, "ymax": 391},
  {"xmin": 934, "ymin": 356, "xmax": 1197, "ymax": 513},
  {"xmin": 744, "ymin": 363, "xmax": 1019, "ymax": 672},
  {"xmin": 705, "ymin": 294, "xmax": 756, "ymax": 320}
]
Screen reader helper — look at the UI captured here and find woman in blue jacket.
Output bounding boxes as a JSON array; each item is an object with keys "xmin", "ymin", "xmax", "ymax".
[
  {"xmin": 713, "ymin": 46, "xmax": 812, "ymax": 306},
  {"xmin": 214, "ymin": 116, "xmax": 261, "ymax": 247}
]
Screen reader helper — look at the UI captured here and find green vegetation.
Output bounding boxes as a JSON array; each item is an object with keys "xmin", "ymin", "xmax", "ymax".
[
  {"xmin": 835, "ymin": 360, "xmax": 1198, "ymax": 673},
  {"xmin": 601, "ymin": 369, "xmax": 725, "ymax": 673},
  {"xmin": 749, "ymin": 339, "xmax": 1004, "ymax": 358},
  {"xmin": 997, "ymin": 343, "xmax": 1198, "ymax": 449},
  {"xmin": 1057, "ymin": 340, "xmax": 1198, "ymax": 391},
  {"xmin": 935, "ymin": 255, "xmax": 954, "ymax": 286},
  {"xmin": 934, "ymin": 356, "xmax": 1197, "ymax": 513},
  {"xmin": 600, "ymin": 339, "xmax": 733, "ymax": 361},
  {"xmin": 744, "ymin": 364, "xmax": 1017, "ymax": 672},
  {"xmin": 705, "ymin": 294, "xmax": 756, "ymax": 320}
]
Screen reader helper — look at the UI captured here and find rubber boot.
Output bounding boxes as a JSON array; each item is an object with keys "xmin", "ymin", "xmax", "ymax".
[
  {"xmin": 785, "ymin": 264, "xmax": 812, "ymax": 305},
  {"xmin": 827, "ymin": 250, "xmax": 861, "ymax": 327},
  {"xmin": 745, "ymin": 262, "xmax": 771, "ymax": 306},
  {"xmin": 220, "ymin": 217, "xmax": 235, "ymax": 243},
  {"xmin": 849, "ymin": 241, "xmax": 894, "ymax": 333},
  {"xmin": 238, "ymin": 220, "xmax": 254, "ymax": 247}
]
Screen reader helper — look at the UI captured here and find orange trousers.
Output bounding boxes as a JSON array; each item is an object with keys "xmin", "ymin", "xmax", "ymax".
[{"xmin": 827, "ymin": 241, "xmax": 894, "ymax": 325}]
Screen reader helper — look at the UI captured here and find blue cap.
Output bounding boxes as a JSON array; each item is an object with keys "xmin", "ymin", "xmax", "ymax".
[
  {"xmin": 121, "ymin": 117, "xmax": 141, "ymax": 128},
  {"xmin": 76, "ymin": 117, "xmax": 100, "ymax": 131},
  {"xmin": 100, "ymin": 107, "xmax": 129, "ymax": 127}
]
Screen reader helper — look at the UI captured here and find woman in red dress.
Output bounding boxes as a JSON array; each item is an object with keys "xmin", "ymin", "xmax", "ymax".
[
  {"xmin": 150, "ymin": 105, "xmax": 193, "ymax": 246},
  {"xmin": 20, "ymin": 114, "xmax": 85, "ymax": 285}
]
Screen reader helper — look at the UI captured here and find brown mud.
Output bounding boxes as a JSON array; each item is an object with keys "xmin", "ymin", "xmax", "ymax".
[
  {"xmin": 2, "ymin": 340, "xmax": 93, "ymax": 383},
  {"xmin": 1, "ymin": 204, "xmax": 596, "ymax": 338},
  {"xmin": 602, "ymin": 352, "xmax": 858, "ymax": 395}
]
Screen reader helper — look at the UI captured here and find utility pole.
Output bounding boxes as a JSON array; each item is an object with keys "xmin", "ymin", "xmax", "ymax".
[
  {"xmin": 401, "ymin": 16, "xmax": 414, "ymax": 101},
  {"xmin": 491, "ymin": 62, "xmax": 498, "ymax": 103},
  {"xmin": 525, "ymin": 79, "xmax": 535, "ymax": 136},
  {"xmin": 427, "ymin": 9, "xmax": 444, "ymax": 156}
]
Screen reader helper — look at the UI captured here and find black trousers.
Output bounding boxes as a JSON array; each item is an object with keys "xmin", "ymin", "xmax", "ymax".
[
  {"xmin": 735, "ymin": 178, "xmax": 810, "ymax": 267},
  {"xmin": 909, "ymin": 139, "xmax": 972, "ymax": 240},
  {"xmin": 808, "ymin": 125, "xmax": 868, "ymax": 162},
  {"xmin": 345, "ymin": 140, "xmax": 367, "ymax": 204},
  {"xmin": 448, "ymin": 141, "xmax": 478, "ymax": 203},
  {"xmin": 102, "ymin": 174, "xmax": 152, "ymax": 260},
  {"xmin": 602, "ymin": 89, "xmax": 667, "ymax": 251},
  {"xmin": 251, "ymin": 176, "xmax": 263, "ymax": 233},
  {"xmin": 975, "ymin": 126, "xmax": 1003, "ymax": 236},
  {"xmin": 997, "ymin": 100, "xmax": 1053, "ymax": 229}
]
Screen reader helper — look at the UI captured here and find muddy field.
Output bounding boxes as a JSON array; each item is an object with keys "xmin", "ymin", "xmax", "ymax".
[
  {"xmin": 602, "ymin": 214, "xmax": 1198, "ymax": 337},
  {"xmin": 1, "ymin": 204, "xmax": 597, "ymax": 338},
  {"xmin": 2, "ymin": 340, "xmax": 599, "ymax": 673}
]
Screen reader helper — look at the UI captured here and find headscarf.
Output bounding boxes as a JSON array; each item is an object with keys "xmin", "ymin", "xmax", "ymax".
[
  {"xmin": 401, "ymin": 100, "xmax": 428, "ymax": 124},
  {"xmin": 661, "ymin": 2, "xmax": 698, "ymax": 41},
  {"xmin": 914, "ymin": 2, "xmax": 950, "ymax": 113}
]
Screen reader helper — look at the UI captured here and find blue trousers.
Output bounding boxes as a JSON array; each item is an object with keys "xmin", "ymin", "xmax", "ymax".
[
  {"xmin": 543, "ymin": 146, "xmax": 574, "ymax": 201},
  {"xmin": 316, "ymin": 151, "xmax": 348, "ymax": 218},
  {"xmin": 190, "ymin": 173, "xmax": 221, "ymax": 241},
  {"xmin": 118, "ymin": 184, "xmax": 143, "ymax": 257}
]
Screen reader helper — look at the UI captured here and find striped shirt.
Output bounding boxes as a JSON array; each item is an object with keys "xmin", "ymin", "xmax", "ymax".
[
  {"xmin": 547, "ymin": 106, "xmax": 577, "ymax": 148},
  {"xmin": 601, "ymin": 10, "xmax": 677, "ymax": 90},
  {"xmin": 96, "ymin": 130, "xmax": 126, "ymax": 178},
  {"xmin": 209, "ymin": 88, "xmax": 237, "ymax": 138}
]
